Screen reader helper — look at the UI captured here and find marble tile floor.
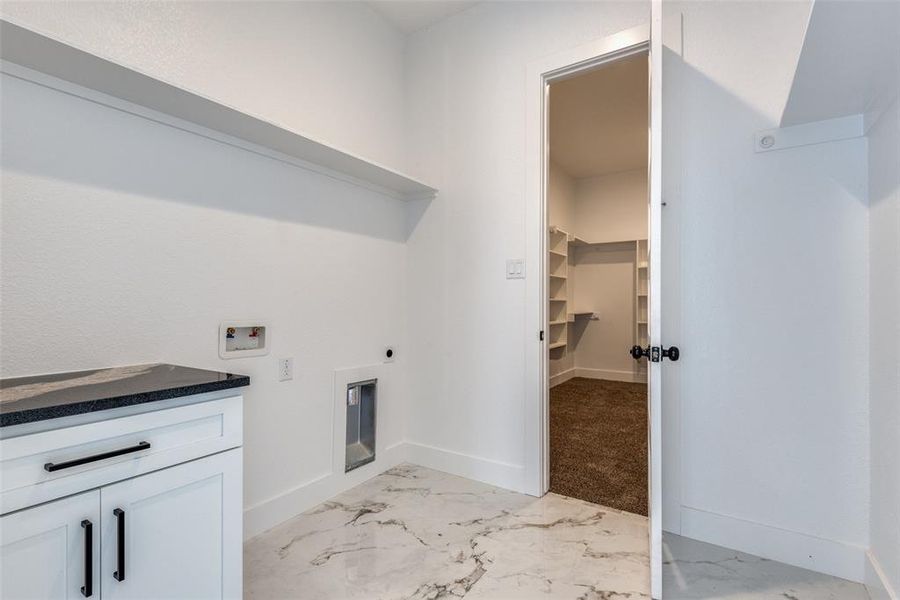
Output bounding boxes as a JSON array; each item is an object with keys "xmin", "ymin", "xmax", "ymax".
[
  {"xmin": 245, "ymin": 464, "xmax": 869, "ymax": 600},
  {"xmin": 662, "ymin": 534, "xmax": 869, "ymax": 600}
]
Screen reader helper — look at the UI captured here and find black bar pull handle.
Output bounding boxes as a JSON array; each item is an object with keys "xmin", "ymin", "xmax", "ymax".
[
  {"xmin": 44, "ymin": 441, "xmax": 151, "ymax": 472},
  {"xmin": 113, "ymin": 508, "xmax": 125, "ymax": 582},
  {"xmin": 80, "ymin": 520, "xmax": 92, "ymax": 597}
]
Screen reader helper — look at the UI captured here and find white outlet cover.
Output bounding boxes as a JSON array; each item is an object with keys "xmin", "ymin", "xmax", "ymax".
[{"xmin": 279, "ymin": 357, "xmax": 294, "ymax": 381}]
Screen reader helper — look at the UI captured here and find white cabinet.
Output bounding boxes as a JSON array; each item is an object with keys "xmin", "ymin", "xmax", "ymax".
[
  {"xmin": 1, "ymin": 490, "xmax": 100, "ymax": 599},
  {"xmin": 0, "ymin": 393, "xmax": 243, "ymax": 599},
  {"xmin": 100, "ymin": 449, "xmax": 242, "ymax": 600}
]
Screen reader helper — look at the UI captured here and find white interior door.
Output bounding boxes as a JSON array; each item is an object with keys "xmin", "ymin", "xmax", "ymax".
[
  {"xmin": 100, "ymin": 448, "xmax": 243, "ymax": 600},
  {"xmin": 649, "ymin": 1, "xmax": 664, "ymax": 597},
  {"xmin": 0, "ymin": 490, "xmax": 100, "ymax": 599}
]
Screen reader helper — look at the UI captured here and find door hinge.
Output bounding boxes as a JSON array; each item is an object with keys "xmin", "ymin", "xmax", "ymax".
[{"xmin": 539, "ymin": 330, "xmax": 545, "ymax": 341}]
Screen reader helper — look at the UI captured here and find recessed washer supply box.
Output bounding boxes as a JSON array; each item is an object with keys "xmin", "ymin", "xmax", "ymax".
[{"xmin": 219, "ymin": 321, "xmax": 269, "ymax": 359}]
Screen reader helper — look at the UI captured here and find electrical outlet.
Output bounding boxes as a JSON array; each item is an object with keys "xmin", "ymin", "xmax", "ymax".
[{"xmin": 278, "ymin": 357, "xmax": 293, "ymax": 381}]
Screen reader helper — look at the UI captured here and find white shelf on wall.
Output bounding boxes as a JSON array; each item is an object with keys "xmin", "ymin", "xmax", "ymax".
[
  {"xmin": 548, "ymin": 341, "xmax": 567, "ymax": 350},
  {"xmin": 568, "ymin": 312, "xmax": 597, "ymax": 321},
  {"xmin": 0, "ymin": 19, "xmax": 437, "ymax": 201},
  {"xmin": 570, "ymin": 236, "xmax": 639, "ymax": 247}
]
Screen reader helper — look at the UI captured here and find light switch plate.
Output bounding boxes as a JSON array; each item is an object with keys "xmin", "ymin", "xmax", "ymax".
[{"xmin": 506, "ymin": 259, "xmax": 525, "ymax": 279}]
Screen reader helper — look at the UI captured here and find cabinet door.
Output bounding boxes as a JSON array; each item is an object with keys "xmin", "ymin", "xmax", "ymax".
[
  {"xmin": 1, "ymin": 490, "xmax": 100, "ymax": 599},
  {"xmin": 100, "ymin": 449, "xmax": 242, "ymax": 600}
]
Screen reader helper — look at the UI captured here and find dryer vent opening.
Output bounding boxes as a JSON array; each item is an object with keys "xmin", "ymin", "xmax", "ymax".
[{"xmin": 345, "ymin": 379, "xmax": 376, "ymax": 472}]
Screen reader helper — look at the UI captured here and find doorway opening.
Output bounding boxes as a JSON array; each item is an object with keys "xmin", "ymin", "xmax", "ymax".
[{"xmin": 545, "ymin": 51, "xmax": 650, "ymax": 516}]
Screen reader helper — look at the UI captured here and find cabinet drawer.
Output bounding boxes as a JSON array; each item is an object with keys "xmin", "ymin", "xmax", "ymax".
[{"xmin": 0, "ymin": 395, "xmax": 242, "ymax": 515}]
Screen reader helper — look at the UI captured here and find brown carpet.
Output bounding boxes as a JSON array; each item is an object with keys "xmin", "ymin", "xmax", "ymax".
[{"xmin": 549, "ymin": 377, "xmax": 648, "ymax": 516}]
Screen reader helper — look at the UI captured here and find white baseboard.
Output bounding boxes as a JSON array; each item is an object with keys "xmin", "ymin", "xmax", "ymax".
[
  {"xmin": 574, "ymin": 367, "xmax": 646, "ymax": 384},
  {"xmin": 243, "ymin": 441, "xmax": 407, "ymax": 540},
  {"xmin": 405, "ymin": 441, "xmax": 525, "ymax": 493},
  {"xmin": 680, "ymin": 506, "xmax": 866, "ymax": 583},
  {"xmin": 550, "ymin": 368, "xmax": 576, "ymax": 387},
  {"xmin": 550, "ymin": 367, "xmax": 647, "ymax": 386},
  {"xmin": 866, "ymin": 549, "xmax": 898, "ymax": 600}
]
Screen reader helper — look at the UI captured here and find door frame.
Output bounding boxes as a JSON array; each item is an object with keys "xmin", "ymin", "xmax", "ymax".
[
  {"xmin": 523, "ymin": 15, "xmax": 664, "ymax": 600},
  {"xmin": 523, "ymin": 20, "xmax": 651, "ymax": 497}
]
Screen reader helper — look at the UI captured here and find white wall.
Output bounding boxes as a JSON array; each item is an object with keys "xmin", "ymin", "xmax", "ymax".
[
  {"xmin": 867, "ymin": 92, "xmax": 900, "ymax": 600},
  {"xmin": 403, "ymin": 1, "xmax": 652, "ymax": 488},
  {"xmin": 0, "ymin": 1, "xmax": 411, "ymax": 539},
  {"xmin": 571, "ymin": 243, "xmax": 639, "ymax": 381},
  {"xmin": 548, "ymin": 160, "xmax": 575, "ymax": 233},
  {"xmin": 404, "ymin": 0, "xmax": 871, "ymax": 583},
  {"xmin": 0, "ymin": 1, "xmax": 407, "ymax": 168},
  {"xmin": 569, "ymin": 169, "xmax": 647, "ymax": 381},
  {"xmin": 573, "ymin": 169, "xmax": 648, "ymax": 243}
]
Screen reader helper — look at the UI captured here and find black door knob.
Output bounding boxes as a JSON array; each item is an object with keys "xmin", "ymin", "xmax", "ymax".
[
  {"xmin": 630, "ymin": 345, "xmax": 649, "ymax": 360},
  {"xmin": 663, "ymin": 346, "xmax": 680, "ymax": 361}
]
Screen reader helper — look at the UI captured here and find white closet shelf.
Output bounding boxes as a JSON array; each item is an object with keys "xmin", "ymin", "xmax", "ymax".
[
  {"xmin": 638, "ymin": 263, "xmax": 649, "ymax": 269},
  {"xmin": 549, "ymin": 297, "xmax": 567, "ymax": 303},
  {"xmin": 569, "ymin": 312, "xmax": 597, "ymax": 321},
  {"xmin": 0, "ymin": 19, "xmax": 437, "ymax": 201},
  {"xmin": 570, "ymin": 237, "xmax": 630, "ymax": 247},
  {"xmin": 548, "ymin": 341, "xmax": 567, "ymax": 350},
  {"xmin": 549, "ymin": 249, "xmax": 567, "ymax": 258},
  {"xmin": 549, "ymin": 320, "xmax": 567, "ymax": 327},
  {"xmin": 549, "ymin": 273, "xmax": 566, "ymax": 280}
]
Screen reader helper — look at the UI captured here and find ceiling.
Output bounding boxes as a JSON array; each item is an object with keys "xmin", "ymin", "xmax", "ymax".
[
  {"xmin": 368, "ymin": 1, "xmax": 479, "ymax": 34},
  {"xmin": 549, "ymin": 53, "xmax": 648, "ymax": 179}
]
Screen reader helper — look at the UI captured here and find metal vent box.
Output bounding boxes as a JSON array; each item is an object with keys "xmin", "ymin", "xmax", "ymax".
[{"xmin": 345, "ymin": 379, "xmax": 376, "ymax": 472}]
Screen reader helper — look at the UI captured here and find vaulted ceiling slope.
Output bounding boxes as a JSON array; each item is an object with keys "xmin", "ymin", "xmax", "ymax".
[{"xmin": 781, "ymin": 0, "xmax": 900, "ymax": 127}]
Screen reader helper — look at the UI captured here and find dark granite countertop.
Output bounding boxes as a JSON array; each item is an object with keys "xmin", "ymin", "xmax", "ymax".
[{"xmin": 0, "ymin": 363, "xmax": 250, "ymax": 427}]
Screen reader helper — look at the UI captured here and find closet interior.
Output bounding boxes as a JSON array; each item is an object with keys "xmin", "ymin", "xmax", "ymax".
[{"xmin": 546, "ymin": 51, "xmax": 650, "ymax": 516}]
